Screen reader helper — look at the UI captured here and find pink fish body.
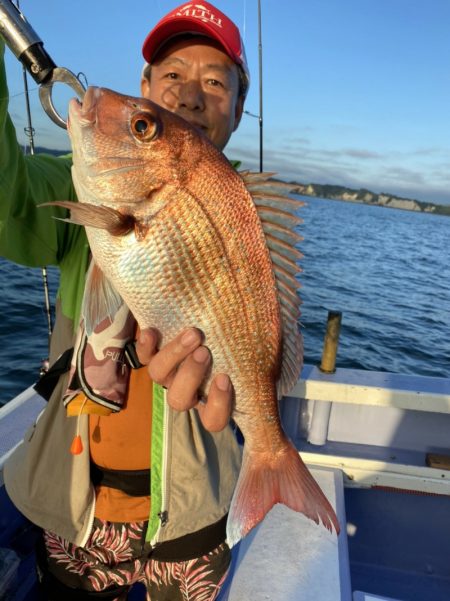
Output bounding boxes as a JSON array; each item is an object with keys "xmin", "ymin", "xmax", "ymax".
[{"xmin": 51, "ymin": 87, "xmax": 339, "ymax": 546}]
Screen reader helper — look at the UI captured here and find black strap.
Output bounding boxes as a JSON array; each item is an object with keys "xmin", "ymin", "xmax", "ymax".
[
  {"xmin": 151, "ymin": 513, "xmax": 228, "ymax": 562},
  {"xmin": 90, "ymin": 462, "xmax": 151, "ymax": 497},
  {"xmin": 34, "ymin": 347, "xmax": 74, "ymax": 402}
]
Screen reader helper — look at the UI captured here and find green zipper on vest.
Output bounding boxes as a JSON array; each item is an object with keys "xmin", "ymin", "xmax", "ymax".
[{"xmin": 146, "ymin": 382, "xmax": 169, "ymax": 542}]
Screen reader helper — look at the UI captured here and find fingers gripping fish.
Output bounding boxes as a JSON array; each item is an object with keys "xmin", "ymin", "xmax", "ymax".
[{"xmin": 43, "ymin": 86, "xmax": 340, "ymax": 547}]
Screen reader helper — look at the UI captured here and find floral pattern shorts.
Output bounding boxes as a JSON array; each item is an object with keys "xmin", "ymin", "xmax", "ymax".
[{"xmin": 42, "ymin": 518, "xmax": 231, "ymax": 601}]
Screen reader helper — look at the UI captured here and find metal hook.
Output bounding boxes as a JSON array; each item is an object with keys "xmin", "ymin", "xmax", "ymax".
[{"xmin": 38, "ymin": 67, "xmax": 86, "ymax": 129}]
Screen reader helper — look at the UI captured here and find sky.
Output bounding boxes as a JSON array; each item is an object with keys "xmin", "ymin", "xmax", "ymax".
[{"xmin": 3, "ymin": 0, "xmax": 450, "ymax": 204}]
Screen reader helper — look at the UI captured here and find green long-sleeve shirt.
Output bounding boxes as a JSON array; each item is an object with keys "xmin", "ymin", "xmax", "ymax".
[{"xmin": 0, "ymin": 38, "xmax": 89, "ymax": 326}]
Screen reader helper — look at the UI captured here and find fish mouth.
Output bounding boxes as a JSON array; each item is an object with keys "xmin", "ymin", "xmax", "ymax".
[{"xmin": 68, "ymin": 86, "xmax": 101, "ymax": 128}]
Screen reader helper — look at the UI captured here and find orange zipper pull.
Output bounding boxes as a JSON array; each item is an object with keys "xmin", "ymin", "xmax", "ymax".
[
  {"xmin": 70, "ymin": 396, "xmax": 87, "ymax": 455},
  {"xmin": 70, "ymin": 435, "xmax": 83, "ymax": 455}
]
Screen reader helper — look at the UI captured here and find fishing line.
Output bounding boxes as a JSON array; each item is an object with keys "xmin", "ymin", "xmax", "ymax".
[
  {"xmin": 0, "ymin": 86, "xmax": 38, "ymax": 100},
  {"xmin": 77, "ymin": 71, "xmax": 88, "ymax": 89},
  {"xmin": 257, "ymin": 0, "xmax": 263, "ymax": 172}
]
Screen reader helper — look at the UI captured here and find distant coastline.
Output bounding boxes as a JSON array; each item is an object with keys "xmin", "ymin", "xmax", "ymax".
[{"xmin": 289, "ymin": 182, "xmax": 450, "ymax": 216}]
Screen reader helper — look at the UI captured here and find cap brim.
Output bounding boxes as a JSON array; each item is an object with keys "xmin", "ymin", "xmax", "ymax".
[{"xmin": 142, "ymin": 18, "xmax": 243, "ymax": 68}]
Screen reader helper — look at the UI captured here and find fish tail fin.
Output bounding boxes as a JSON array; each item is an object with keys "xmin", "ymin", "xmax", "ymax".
[{"xmin": 226, "ymin": 442, "xmax": 340, "ymax": 547}]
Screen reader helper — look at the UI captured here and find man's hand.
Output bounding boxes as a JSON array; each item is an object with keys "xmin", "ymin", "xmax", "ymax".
[{"xmin": 135, "ymin": 327, "xmax": 233, "ymax": 432}]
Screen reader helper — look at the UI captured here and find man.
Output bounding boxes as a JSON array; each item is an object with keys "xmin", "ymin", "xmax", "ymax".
[{"xmin": 0, "ymin": 2, "xmax": 249, "ymax": 599}]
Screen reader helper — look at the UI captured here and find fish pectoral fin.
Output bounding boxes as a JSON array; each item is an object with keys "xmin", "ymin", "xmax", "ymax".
[
  {"xmin": 226, "ymin": 442, "xmax": 340, "ymax": 547},
  {"xmin": 39, "ymin": 201, "xmax": 135, "ymax": 236},
  {"xmin": 82, "ymin": 261, "xmax": 124, "ymax": 335}
]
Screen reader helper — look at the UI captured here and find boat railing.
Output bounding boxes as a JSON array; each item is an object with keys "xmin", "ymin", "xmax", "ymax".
[{"xmin": 281, "ymin": 364, "xmax": 450, "ymax": 497}]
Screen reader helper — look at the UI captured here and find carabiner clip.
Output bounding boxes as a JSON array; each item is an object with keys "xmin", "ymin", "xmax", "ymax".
[{"xmin": 39, "ymin": 68, "xmax": 85, "ymax": 129}]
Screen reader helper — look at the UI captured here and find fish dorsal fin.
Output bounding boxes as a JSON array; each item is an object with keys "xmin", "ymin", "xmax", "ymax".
[
  {"xmin": 82, "ymin": 261, "xmax": 124, "ymax": 335},
  {"xmin": 241, "ymin": 171, "xmax": 305, "ymax": 396}
]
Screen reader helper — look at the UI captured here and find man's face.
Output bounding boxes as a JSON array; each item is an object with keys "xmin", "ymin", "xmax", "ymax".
[{"xmin": 141, "ymin": 36, "xmax": 244, "ymax": 151}]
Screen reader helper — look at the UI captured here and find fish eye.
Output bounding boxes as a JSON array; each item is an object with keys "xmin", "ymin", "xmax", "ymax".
[
  {"xmin": 135, "ymin": 120, "xmax": 148, "ymax": 132},
  {"xmin": 131, "ymin": 112, "xmax": 160, "ymax": 142}
]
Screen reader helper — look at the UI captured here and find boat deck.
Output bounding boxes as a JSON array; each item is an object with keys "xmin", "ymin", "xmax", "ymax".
[
  {"xmin": 1, "ymin": 365, "xmax": 449, "ymax": 600},
  {"xmin": 222, "ymin": 467, "xmax": 349, "ymax": 600}
]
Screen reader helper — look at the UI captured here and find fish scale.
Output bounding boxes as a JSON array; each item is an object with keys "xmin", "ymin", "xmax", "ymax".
[
  {"xmin": 91, "ymin": 170, "xmax": 284, "ymax": 439},
  {"xmin": 159, "ymin": 196, "xmax": 275, "ymax": 385},
  {"xmin": 50, "ymin": 86, "xmax": 340, "ymax": 547}
]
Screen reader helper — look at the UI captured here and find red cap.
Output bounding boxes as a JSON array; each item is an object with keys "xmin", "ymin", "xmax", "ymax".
[{"xmin": 142, "ymin": 1, "xmax": 249, "ymax": 96}]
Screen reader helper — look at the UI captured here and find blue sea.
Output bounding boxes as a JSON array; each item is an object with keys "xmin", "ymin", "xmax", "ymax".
[{"xmin": 0, "ymin": 196, "xmax": 449, "ymax": 404}]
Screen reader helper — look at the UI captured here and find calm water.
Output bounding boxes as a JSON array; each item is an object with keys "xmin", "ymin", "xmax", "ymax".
[{"xmin": 0, "ymin": 197, "xmax": 449, "ymax": 403}]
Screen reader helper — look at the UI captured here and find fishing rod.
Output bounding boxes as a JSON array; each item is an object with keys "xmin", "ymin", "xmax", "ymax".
[
  {"xmin": 22, "ymin": 59, "xmax": 54, "ymax": 368},
  {"xmin": 243, "ymin": 0, "xmax": 263, "ymax": 173}
]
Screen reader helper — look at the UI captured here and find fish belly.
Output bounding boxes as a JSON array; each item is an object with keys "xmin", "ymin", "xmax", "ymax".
[{"xmin": 88, "ymin": 190, "xmax": 281, "ymax": 394}]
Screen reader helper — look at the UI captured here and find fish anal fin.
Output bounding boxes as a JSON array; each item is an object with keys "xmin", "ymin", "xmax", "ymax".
[
  {"xmin": 39, "ymin": 201, "xmax": 135, "ymax": 236},
  {"xmin": 82, "ymin": 261, "xmax": 123, "ymax": 335},
  {"xmin": 226, "ymin": 442, "xmax": 340, "ymax": 547}
]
